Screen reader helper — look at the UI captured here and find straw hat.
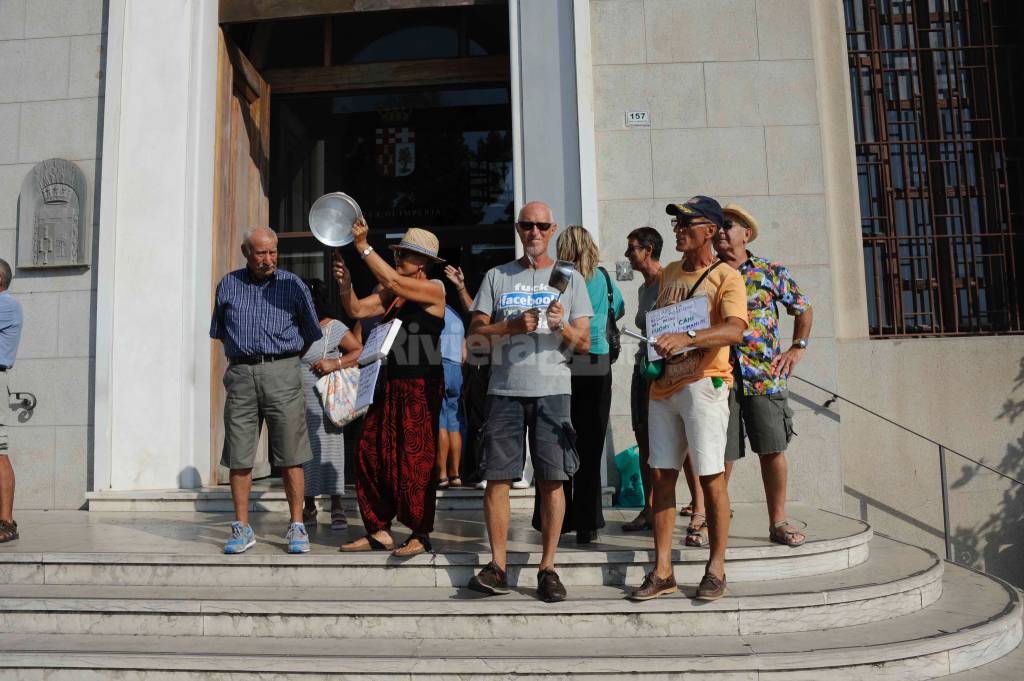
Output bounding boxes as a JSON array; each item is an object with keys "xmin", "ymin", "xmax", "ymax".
[
  {"xmin": 722, "ymin": 204, "xmax": 760, "ymax": 243},
  {"xmin": 389, "ymin": 228, "xmax": 445, "ymax": 263}
]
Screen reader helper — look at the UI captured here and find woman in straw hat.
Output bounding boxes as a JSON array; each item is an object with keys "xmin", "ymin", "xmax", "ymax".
[{"xmin": 333, "ymin": 218, "xmax": 446, "ymax": 557}]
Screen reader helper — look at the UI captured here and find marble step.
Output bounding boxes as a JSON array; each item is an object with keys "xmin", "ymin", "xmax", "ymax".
[
  {"xmin": 0, "ymin": 563, "xmax": 1017, "ymax": 680},
  {"xmin": 0, "ymin": 534, "xmax": 871, "ymax": 590},
  {"xmin": 86, "ymin": 485, "xmax": 614, "ymax": 512},
  {"xmin": 0, "ymin": 536, "xmax": 938, "ymax": 639}
]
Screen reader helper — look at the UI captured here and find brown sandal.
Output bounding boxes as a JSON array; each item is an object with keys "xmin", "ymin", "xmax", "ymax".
[
  {"xmin": 679, "ymin": 504, "xmax": 693, "ymax": 517},
  {"xmin": 684, "ymin": 513, "xmax": 709, "ymax": 548},
  {"xmin": 769, "ymin": 521, "xmax": 806, "ymax": 547},
  {"xmin": 622, "ymin": 512, "xmax": 652, "ymax": 532},
  {"xmin": 340, "ymin": 534, "xmax": 394, "ymax": 552},
  {"xmin": 392, "ymin": 535, "xmax": 432, "ymax": 558},
  {"xmin": 0, "ymin": 520, "xmax": 18, "ymax": 543}
]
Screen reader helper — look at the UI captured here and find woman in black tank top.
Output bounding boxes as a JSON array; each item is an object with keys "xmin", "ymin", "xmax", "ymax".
[{"xmin": 333, "ymin": 220, "xmax": 446, "ymax": 557}]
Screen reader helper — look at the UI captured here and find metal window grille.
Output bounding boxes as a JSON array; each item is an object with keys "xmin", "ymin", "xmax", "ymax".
[{"xmin": 844, "ymin": 0, "xmax": 1024, "ymax": 336}]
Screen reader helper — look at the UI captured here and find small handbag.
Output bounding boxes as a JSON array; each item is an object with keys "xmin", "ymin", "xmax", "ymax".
[
  {"xmin": 314, "ymin": 322, "xmax": 367, "ymax": 427},
  {"xmin": 598, "ymin": 266, "xmax": 621, "ymax": 364}
]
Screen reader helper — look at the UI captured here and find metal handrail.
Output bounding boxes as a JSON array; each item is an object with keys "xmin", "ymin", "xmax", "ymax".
[{"xmin": 791, "ymin": 375, "xmax": 1023, "ymax": 563}]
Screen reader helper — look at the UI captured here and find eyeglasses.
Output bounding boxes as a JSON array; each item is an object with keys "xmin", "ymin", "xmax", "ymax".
[
  {"xmin": 718, "ymin": 220, "xmax": 736, "ymax": 232},
  {"xmin": 516, "ymin": 221, "xmax": 554, "ymax": 233}
]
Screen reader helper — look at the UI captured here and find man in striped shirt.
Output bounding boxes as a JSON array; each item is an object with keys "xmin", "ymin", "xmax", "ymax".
[{"xmin": 210, "ymin": 227, "xmax": 322, "ymax": 555}]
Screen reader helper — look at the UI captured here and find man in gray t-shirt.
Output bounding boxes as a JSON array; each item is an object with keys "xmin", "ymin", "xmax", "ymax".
[{"xmin": 466, "ymin": 201, "xmax": 593, "ymax": 603}]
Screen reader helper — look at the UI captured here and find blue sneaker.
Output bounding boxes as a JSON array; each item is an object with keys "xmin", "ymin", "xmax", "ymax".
[
  {"xmin": 224, "ymin": 521, "xmax": 255, "ymax": 554},
  {"xmin": 286, "ymin": 522, "xmax": 310, "ymax": 554}
]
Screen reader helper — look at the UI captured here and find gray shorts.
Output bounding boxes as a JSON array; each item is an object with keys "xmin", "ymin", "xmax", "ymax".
[
  {"xmin": 726, "ymin": 387, "xmax": 795, "ymax": 460},
  {"xmin": 221, "ymin": 357, "xmax": 313, "ymax": 470},
  {"xmin": 478, "ymin": 394, "xmax": 580, "ymax": 482}
]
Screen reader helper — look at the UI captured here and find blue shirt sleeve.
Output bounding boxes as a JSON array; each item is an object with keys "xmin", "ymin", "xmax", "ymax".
[
  {"xmin": 209, "ymin": 281, "xmax": 225, "ymax": 341},
  {"xmin": 773, "ymin": 264, "xmax": 811, "ymax": 316},
  {"xmin": 295, "ymin": 280, "xmax": 324, "ymax": 346}
]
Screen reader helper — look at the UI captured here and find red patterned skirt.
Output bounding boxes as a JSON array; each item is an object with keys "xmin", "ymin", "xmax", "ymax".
[{"xmin": 355, "ymin": 375, "xmax": 442, "ymax": 536}]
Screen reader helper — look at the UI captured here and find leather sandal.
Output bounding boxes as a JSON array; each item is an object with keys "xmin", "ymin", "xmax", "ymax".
[
  {"xmin": 449, "ymin": 477, "xmax": 463, "ymax": 488},
  {"xmin": 437, "ymin": 477, "xmax": 450, "ymax": 489},
  {"xmin": 684, "ymin": 513, "xmax": 709, "ymax": 548},
  {"xmin": 340, "ymin": 534, "xmax": 394, "ymax": 552},
  {"xmin": 678, "ymin": 504, "xmax": 693, "ymax": 517},
  {"xmin": 770, "ymin": 521, "xmax": 806, "ymax": 547},
  {"xmin": 0, "ymin": 520, "xmax": 18, "ymax": 543},
  {"xmin": 622, "ymin": 512, "xmax": 652, "ymax": 532},
  {"xmin": 392, "ymin": 535, "xmax": 432, "ymax": 558}
]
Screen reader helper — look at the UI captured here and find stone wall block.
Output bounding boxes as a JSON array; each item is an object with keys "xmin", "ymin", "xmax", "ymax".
[
  {"xmin": 7, "ymin": 425, "xmax": 56, "ymax": 509},
  {"xmin": 652, "ymin": 127, "xmax": 768, "ymax": 197},
  {"xmin": 0, "ymin": 229, "xmax": 14, "ymax": 256},
  {"xmin": 715, "ymin": 194, "xmax": 829, "ymax": 267},
  {"xmin": 756, "ymin": 0, "xmax": 813, "ymax": 60},
  {"xmin": 704, "ymin": 62, "xmax": 760, "ymax": 127},
  {"xmin": 9, "ymin": 291, "xmax": 59, "ymax": 358},
  {"xmin": 18, "ymin": 97, "xmax": 100, "ymax": 163},
  {"xmin": 765, "ymin": 125, "xmax": 825, "ymax": 195},
  {"xmin": 706, "ymin": 61, "xmax": 818, "ymax": 128},
  {"xmin": 68, "ymin": 33, "xmax": 104, "ymax": 99},
  {"xmin": 54, "ymin": 425, "xmax": 89, "ymax": 510},
  {"xmin": 0, "ymin": 103, "xmax": 19, "ymax": 164},
  {"xmin": 596, "ymin": 130, "xmax": 654, "ymax": 200},
  {"xmin": 0, "ymin": 37, "xmax": 70, "ymax": 103},
  {"xmin": 594, "ymin": 63, "xmax": 705, "ymax": 130},
  {"xmin": 0, "ymin": 0, "xmax": 26, "ymax": 40},
  {"xmin": 0, "ymin": 163, "xmax": 30, "ymax": 229},
  {"xmin": 52, "ymin": 357, "xmax": 91, "ymax": 426},
  {"xmin": 644, "ymin": 0, "xmax": 758, "ymax": 63},
  {"xmin": 58, "ymin": 289, "xmax": 93, "ymax": 357},
  {"xmin": 25, "ymin": 0, "xmax": 105, "ymax": 38},
  {"xmin": 591, "ymin": 0, "xmax": 646, "ymax": 65}
]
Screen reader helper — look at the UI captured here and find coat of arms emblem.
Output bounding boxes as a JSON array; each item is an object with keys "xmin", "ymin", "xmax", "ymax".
[
  {"xmin": 375, "ymin": 127, "xmax": 415, "ymax": 177},
  {"xmin": 17, "ymin": 158, "xmax": 90, "ymax": 269}
]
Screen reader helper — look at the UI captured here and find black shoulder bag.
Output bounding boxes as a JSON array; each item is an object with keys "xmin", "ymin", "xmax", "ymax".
[{"xmin": 598, "ymin": 266, "xmax": 621, "ymax": 364}]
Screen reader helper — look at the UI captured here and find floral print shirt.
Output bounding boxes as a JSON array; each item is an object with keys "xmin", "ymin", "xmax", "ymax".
[{"xmin": 735, "ymin": 253, "xmax": 811, "ymax": 396}]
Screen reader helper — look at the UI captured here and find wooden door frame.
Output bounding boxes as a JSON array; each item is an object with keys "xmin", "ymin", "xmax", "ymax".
[{"xmin": 210, "ymin": 30, "xmax": 272, "ymax": 482}]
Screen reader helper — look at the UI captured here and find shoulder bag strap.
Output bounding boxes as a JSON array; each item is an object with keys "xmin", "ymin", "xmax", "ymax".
[
  {"xmin": 598, "ymin": 266, "xmax": 613, "ymax": 304},
  {"xmin": 321, "ymin": 321, "xmax": 333, "ymax": 361},
  {"xmin": 685, "ymin": 260, "xmax": 724, "ymax": 301}
]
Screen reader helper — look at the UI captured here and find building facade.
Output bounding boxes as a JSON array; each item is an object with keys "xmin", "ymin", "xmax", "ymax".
[{"xmin": 1, "ymin": 0, "xmax": 1021, "ymax": 585}]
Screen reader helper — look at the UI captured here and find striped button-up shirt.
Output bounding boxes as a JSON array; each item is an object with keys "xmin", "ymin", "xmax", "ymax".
[{"xmin": 209, "ymin": 268, "xmax": 322, "ymax": 359}]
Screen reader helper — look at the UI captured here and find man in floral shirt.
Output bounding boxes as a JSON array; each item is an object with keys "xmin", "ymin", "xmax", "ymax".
[{"xmin": 714, "ymin": 204, "xmax": 814, "ymax": 547}]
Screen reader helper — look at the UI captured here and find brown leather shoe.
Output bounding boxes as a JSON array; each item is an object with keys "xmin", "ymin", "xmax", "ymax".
[
  {"xmin": 537, "ymin": 568, "xmax": 567, "ymax": 603},
  {"xmin": 696, "ymin": 572, "xmax": 727, "ymax": 601},
  {"xmin": 629, "ymin": 571, "xmax": 678, "ymax": 601}
]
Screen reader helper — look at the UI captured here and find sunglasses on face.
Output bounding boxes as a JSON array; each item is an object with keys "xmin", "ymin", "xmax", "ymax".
[
  {"xmin": 671, "ymin": 218, "xmax": 714, "ymax": 231},
  {"xmin": 516, "ymin": 221, "xmax": 554, "ymax": 233}
]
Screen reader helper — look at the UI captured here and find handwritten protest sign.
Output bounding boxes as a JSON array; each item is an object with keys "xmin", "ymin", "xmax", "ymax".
[{"xmin": 645, "ymin": 296, "xmax": 711, "ymax": 361}]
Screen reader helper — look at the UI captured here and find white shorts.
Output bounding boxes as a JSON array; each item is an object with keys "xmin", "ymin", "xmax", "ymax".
[{"xmin": 647, "ymin": 377, "xmax": 730, "ymax": 477}]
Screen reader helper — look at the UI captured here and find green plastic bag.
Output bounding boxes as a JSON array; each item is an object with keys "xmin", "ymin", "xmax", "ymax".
[{"xmin": 614, "ymin": 445, "xmax": 645, "ymax": 508}]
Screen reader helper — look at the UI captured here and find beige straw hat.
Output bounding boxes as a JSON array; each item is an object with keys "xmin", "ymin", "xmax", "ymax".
[
  {"xmin": 722, "ymin": 204, "xmax": 760, "ymax": 243},
  {"xmin": 389, "ymin": 227, "xmax": 445, "ymax": 263}
]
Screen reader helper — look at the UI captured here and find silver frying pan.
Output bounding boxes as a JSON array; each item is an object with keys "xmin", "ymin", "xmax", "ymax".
[
  {"xmin": 548, "ymin": 259, "xmax": 576, "ymax": 295},
  {"xmin": 309, "ymin": 192, "xmax": 363, "ymax": 247}
]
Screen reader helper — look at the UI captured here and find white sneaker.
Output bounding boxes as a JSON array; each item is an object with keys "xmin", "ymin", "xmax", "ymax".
[
  {"xmin": 512, "ymin": 479, "xmax": 531, "ymax": 489},
  {"xmin": 474, "ymin": 480, "xmax": 487, "ymax": 490}
]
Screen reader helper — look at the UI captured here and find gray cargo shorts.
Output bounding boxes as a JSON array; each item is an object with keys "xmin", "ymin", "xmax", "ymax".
[
  {"xmin": 477, "ymin": 394, "xmax": 579, "ymax": 482},
  {"xmin": 221, "ymin": 356, "xmax": 313, "ymax": 470},
  {"xmin": 725, "ymin": 386, "xmax": 796, "ymax": 460}
]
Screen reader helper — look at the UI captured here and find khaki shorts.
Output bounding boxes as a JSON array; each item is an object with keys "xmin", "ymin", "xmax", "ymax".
[
  {"xmin": 221, "ymin": 357, "xmax": 312, "ymax": 470},
  {"xmin": 647, "ymin": 377, "xmax": 730, "ymax": 477},
  {"xmin": 726, "ymin": 388, "xmax": 795, "ymax": 458}
]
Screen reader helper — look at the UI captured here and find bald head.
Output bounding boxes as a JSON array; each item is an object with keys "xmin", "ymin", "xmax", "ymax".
[
  {"xmin": 516, "ymin": 201, "xmax": 557, "ymax": 260},
  {"xmin": 518, "ymin": 201, "xmax": 554, "ymax": 224},
  {"xmin": 241, "ymin": 227, "xmax": 279, "ymax": 280}
]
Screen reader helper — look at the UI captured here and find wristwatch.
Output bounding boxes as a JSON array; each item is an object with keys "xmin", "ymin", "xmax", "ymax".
[
  {"xmin": 793, "ymin": 338, "xmax": 808, "ymax": 349},
  {"xmin": 686, "ymin": 330, "xmax": 698, "ymax": 340},
  {"xmin": 557, "ymin": 320, "xmax": 567, "ymax": 332},
  {"xmin": 360, "ymin": 245, "xmax": 374, "ymax": 258}
]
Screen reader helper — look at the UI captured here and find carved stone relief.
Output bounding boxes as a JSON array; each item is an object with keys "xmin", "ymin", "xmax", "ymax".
[{"xmin": 17, "ymin": 158, "xmax": 91, "ymax": 269}]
